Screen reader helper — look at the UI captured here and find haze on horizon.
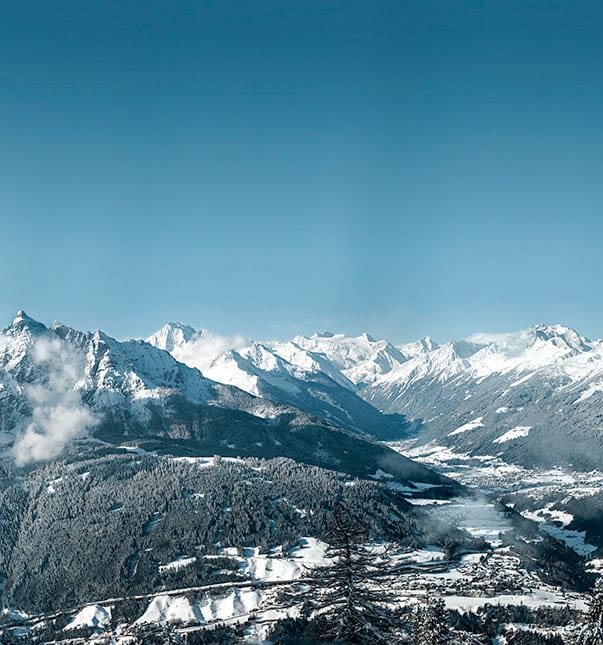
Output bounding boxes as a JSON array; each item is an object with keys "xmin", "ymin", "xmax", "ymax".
[{"xmin": 1, "ymin": 1, "xmax": 602, "ymax": 343}]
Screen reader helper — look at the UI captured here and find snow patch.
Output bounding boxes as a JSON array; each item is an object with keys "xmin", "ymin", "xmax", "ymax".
[
  {"xmin": 159, "ymin": 556, "xmax": 197, "ymax": 573},
  {"xmin": 448, "ymin": 417, "xmax": 484, "ymax": 436},
  {"xmin": 493, "ymin": 426, "xmax": 532, "ymax": 444},
  {"xmin": 574, "ymin": 381, "xmax": 603, "ymax": 404},
  {"xmin": 64, "ymin": 605, "xmax": 111, "ymax": 631},
  {"xmin": 137, "ymin": 595, "xmax": 202, "ymax": 625},
  {"xmin": 510, "ymin": 372, "xmax": 535, "ymax": 388},
  {"xmin": 370, "ymin": 469, "xmax": 394, "ymax": 480}
]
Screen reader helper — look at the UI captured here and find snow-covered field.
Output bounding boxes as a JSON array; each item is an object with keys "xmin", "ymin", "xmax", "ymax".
[{"xmin": 390, "ymin": 440, "xmax": 602, "ymax": 562}]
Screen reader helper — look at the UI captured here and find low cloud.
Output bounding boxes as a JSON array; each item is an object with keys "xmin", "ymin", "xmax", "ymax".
[
  {"xmin": 172, "ymin": 332, "xmax": 249, "ymax": 372},
  {"xmin": 12, "ymin": 338, "xmax": 98, "ymax": 465}
]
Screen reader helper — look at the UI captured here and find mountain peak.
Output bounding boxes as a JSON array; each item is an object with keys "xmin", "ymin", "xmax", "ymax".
[
  {"xmin": 359, "ymin": 332, "xmax": 376, "ymax": 343},
  {"xmin": 529, "ymin": 323, "xmax": 591, "ymax": 352},
  {"xmin": 398, "ymin": 336, "xmax": 440, "ymax": 359},
  {"xmin": 147, "ymin": 322, "xmax": 199, "ymax": 352},
  {"xmin": 14, "ymin": 310, "xmax": 32, "ymax": 324},
  {"xmin": 419, "ymin": 336, "xmax": 439, "ymax": 352},
  {"xmin": 530, "ymin": 322, "xmax": 564, "ymax": 332},
  {"xmin": 164, "ymin": 321, "xmax": 198, "ymax": 335},
  {"xmin": 530, "ymin": 322, "xmax": 579, "ymax": 336},
  {"xmin": 311, "ymin": 331, "xmax": 335, "ymax": 339},
  {"xmin": 7, "ymin": 310, "xmax": 48, "ymax": 335},
  {"xmin": 448, "ymin": 339, "xmax": 484, "ymax": 358}
]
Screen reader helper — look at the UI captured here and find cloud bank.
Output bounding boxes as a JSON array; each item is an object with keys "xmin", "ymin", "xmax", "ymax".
[
  {"xmin": 171, "ymin": 331, "xmax": 249, "ymax": 372},
  {"xmin": 12, "ymin": 338, "xmax": 98, "ymax": 465}
]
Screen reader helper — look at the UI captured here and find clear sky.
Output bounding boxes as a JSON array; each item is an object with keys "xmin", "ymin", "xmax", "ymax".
[{"xmin": 1, "ymin": 1, "xmax": 602, "ymax": 343}]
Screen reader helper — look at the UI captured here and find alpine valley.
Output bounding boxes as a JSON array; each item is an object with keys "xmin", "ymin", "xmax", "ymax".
[{"xmin": 1, "ymin": 312, "xmax": 602, "ymax": 644}]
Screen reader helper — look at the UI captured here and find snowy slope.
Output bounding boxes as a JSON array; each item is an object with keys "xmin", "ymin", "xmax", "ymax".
[
  {"xmin": 147, "ymin": 320, "xmax": 603, "ymax": 470},
  {"xmin": 272, "ymin": 331, "xmax": 412, "ymax": 386},
  {"xmin": 365, "ymin": 324, "xmax": 603, "ymax": 470},
  {"xmin": 0, "ymin": 312, "xmax": 451, "ymax": 487},
  {"xmin": 147, "ymin": 324, "xmax": 409, "ymax": 439}
]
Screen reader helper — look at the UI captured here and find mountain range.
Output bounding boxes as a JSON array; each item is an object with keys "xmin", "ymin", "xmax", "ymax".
[
  {"xmin": 2, "ymin": 311, "xmax": 601, "ymax": 474},
  {"xmin": 0, "ymin": 311, "xmax": 448, "ymax": 488},
  {"xmin": 148, "ymin": 320, "xmax": 603, "ymax": 471}
]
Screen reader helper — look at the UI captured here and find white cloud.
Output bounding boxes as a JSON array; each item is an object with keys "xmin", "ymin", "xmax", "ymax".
[
  {"xmin": 172, "ymin": 332, "xmax": 249, "ymax": 372},
  {"xmin": 12, "ymin": 338, "xmax": 98, "ymax": 465}
]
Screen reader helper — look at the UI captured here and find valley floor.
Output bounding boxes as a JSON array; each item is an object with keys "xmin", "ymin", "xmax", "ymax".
[{"xmin": 391, "ymin": 440, "xmax": 603, "ymax": 562}]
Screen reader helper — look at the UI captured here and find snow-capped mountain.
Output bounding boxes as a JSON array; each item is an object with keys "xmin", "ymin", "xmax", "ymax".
[
  {"xmin": 362, "ymin": 324, "xmax": 603, "ymax": 470},
  {"xmin": 145, "ymin": 320, "xmax": 603, "ymax": 470},
  {"xmin": 4, "ymin": 311, "xmax": 601, "ymax": 474},
  {"xmin": 272, "ymin": 331, "xmax": 413, "ymax": 386},
  {"xmin": 0, "ymin": 312, "xmax": 450, "ymax": 487},
  {"xmin": 147, "ymin": 324, "xmax": 409, "ymax": 440},
  {"xmin": 146, "ymin": 320, "xmax": 197, "ymax": 352},
  {"xmin": 276, "ymin": 324, "xmax": 601, "ymax": 471}
]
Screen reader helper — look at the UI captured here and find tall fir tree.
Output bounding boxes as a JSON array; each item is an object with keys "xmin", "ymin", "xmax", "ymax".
[
  {"xmin": 300, "ymin": 503, "xmax": 404, "ymax": 644},
  {"xmin": 574, "ymin": 577, "xmax": 603, "ymax": 645},
  {"xmin": 411, "ymin": 597, "xmax": 450, "ymax": 645}
]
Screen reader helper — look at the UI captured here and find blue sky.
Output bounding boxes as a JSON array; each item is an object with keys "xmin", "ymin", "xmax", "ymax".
[{"xmin": 1, "ymin": 1, "xmax": 602, "ymax": 343}]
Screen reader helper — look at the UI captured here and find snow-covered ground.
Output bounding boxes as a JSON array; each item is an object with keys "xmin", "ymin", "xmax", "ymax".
[
  {"xmin": 390, "ymin": 440, "xmax": 602, "ymax": 560},
  {"xmin": 118, "ymin": 515, "xmax": 587, "ymax": 637},
  {"xmin": 136, "ymin": 589, "xmax": 264, "ymax": 626},
  {"xmin": 448, "ymin": 417, "xmax": 484, "ymax": 437},
  {"xmin": 64, "ymin": 605, "xmax": 111, "ymax": 631},
  {"xmin": 4, "ymin": 437, "xmax": 598, "ymax": 642},
  {"xmin": 4, "ymin": 498, "xmax": 593, "ymax": 643},
  {"xmin": 493, "ymin": 426, "xmax": 532, "ymax": 444}
]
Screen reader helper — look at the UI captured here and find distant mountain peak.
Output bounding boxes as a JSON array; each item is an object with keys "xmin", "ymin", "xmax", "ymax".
[
  {"xmin": 530, "ymin": 322, "xmax": 574, "ymax": 335},
  {"xmin": 164, "ymin": 321, "xmax": 199, "ymax": 336},
  {"xmin": 418, "ymin": 336, "xmax": 439, "ymax": 352},
  {"xmin": 528, "ymin": 322, "xmax": 591, "ymax": 353},
  {"xmin": 397, "ymin": 336, "xmax": 440, "ymax": 359},
  {"xmin": 359, "ymin": 332, "xmax": 376, "ymax": 343},
  {"xmin": 466, "ymin": 323, "xmax": 591, "ymax": 352},
  {"xmin": 6, "ymin": 310, "xmax": 48, "ymax": 336},
  {"xmin": 13, "ymin": 310, "xmax": 36, "ymax": 325},
  {"xmin": 147, "ymin": 321, "xmax": 200, "ymax": 352},
  {"xmin": 530, "ymin": 322, "xmax": 582, "ymax": 336}
]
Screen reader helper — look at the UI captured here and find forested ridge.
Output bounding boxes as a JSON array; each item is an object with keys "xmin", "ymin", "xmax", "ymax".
[{"xmin": 0, "ymin": 449, "xmax": 470, "ymax": 614}]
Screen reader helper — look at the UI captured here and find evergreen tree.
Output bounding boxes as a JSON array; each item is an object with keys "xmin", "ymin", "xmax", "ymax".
[
  {"xmin": 574, "ymin": 577, "xmax": 603, "ymax": 645},
  {"xmin": 411, "ymin": 598, "xmax": 450, "ymax": 645},
  {"xmin": 300, "ymin": 503, "xmax": 403, "ymax": 644}
]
